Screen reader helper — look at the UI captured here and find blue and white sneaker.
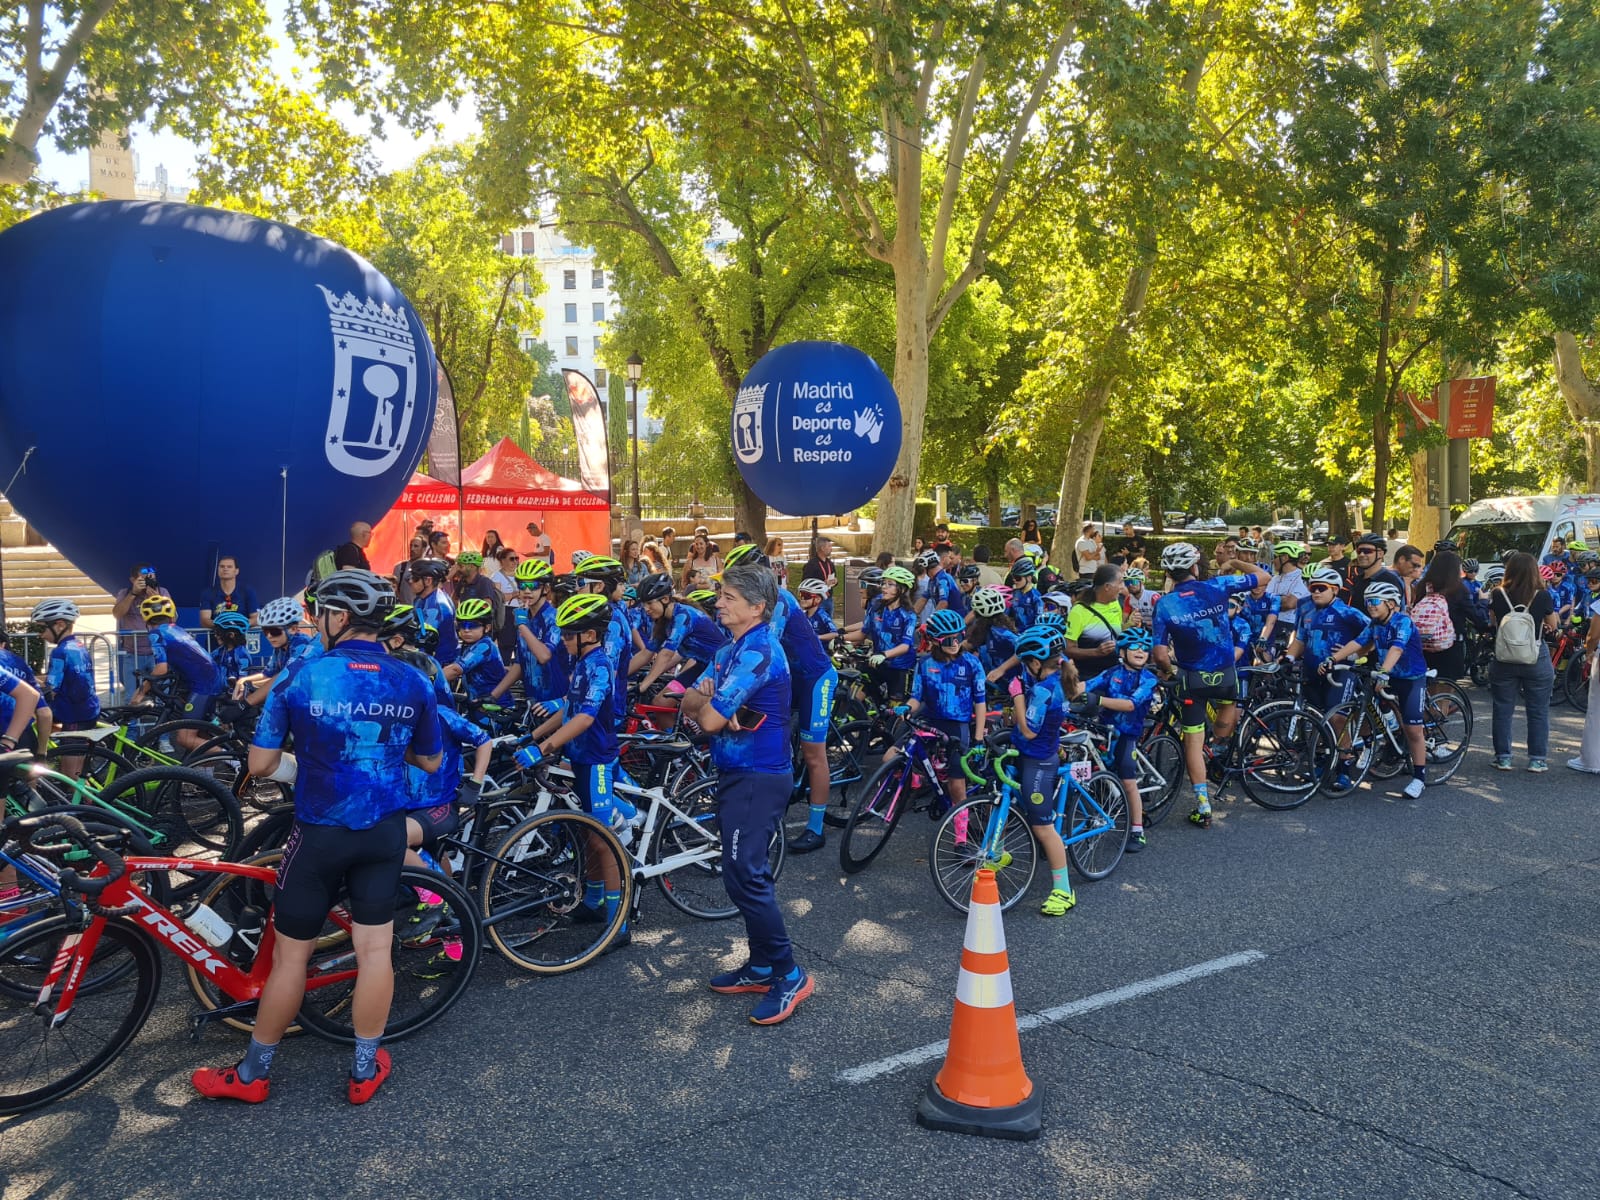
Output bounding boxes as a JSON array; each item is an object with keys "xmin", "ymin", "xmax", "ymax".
[
  {"xmin": 708, "ymin": 964, "xmax": 774, "ymax": 994},
  {"xmin": 749, "ymin": 968, "xmax": 814, "ymax": 1025}
]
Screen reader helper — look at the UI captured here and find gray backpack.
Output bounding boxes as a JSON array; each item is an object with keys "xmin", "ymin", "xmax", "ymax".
[{"xmin": 1493, "ymin": 587, "xmax": 1539, "ymax": 665}]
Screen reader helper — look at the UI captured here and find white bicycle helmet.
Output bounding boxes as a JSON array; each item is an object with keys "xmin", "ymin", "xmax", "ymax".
[
  {"xmin": 1479, "ymin": 564, "xmax": 1505, "ymax": 587},
  {"xmin": 1362, "ymin": 581, "xmax": 1404, "ymax": 608},
  {"xmin": 259, "ymin": 596, "xmax": 306, "ymax": 628},
  {"xmin": 1307, "ymin": 565, "xmax": 1344, "ymax": 589},
  {"xmin": 797, "ymin": 577, "xmax": 831, "ymax": 598},
  {"xmin": 29, "ymin": 598, "xmax": 79, "ymax": 625},
  {"xmin": 972, "ymin": 586, "xmax": 1009, "ymax": 618},
  {"xmin": 1161, "ymin": 542, "xmax": 1202, "ymax": 572}
]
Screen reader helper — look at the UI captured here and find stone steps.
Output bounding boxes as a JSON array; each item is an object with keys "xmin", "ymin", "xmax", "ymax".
[{"xmin": 2, "ymin": 545, "xmax": 117, "ymax": 623}]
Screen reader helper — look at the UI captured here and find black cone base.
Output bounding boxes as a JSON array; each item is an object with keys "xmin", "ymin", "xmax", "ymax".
[{"xmin": 915, "ymin": 1079, "xmax": 1042, "ymax": 1141}]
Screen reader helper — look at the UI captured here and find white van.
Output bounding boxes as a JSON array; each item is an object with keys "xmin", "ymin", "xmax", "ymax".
[{"xmin": 1445, "ymin": 495, "xmax": 1600, "ymax": 563}]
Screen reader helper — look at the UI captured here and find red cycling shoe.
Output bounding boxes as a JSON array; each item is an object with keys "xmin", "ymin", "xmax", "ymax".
[
  {"xmin": 347, "ymin": 1049, "xmax": 391, "ymax": 1105},
  {"xmin": 191, "ymin": 1065, "xmax": 270, "ymax": 1103}
]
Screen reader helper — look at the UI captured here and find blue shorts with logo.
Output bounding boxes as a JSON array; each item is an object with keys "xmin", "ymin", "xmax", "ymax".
[{"xmin": 791, "ymin": 666, "xmax": 838, "ymax": 745}]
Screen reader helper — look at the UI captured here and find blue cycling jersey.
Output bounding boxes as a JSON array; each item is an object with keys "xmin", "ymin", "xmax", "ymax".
[
  {"xmin": 513, "ymin": 603, "xmax": 566, "ymax": 703},
  {"xmin": 666, "ymin": 603, "xmax": 727, "ymax": 665},
  {"xmin": 1296, "ymin": 599, "xmax": 1371, "ymax": 669},
  {"xmin": 211, "ymin": 643, "xmax": 251, "ymax": 684},
  {"xmin": 1012, "ymin": 670, "xmax": 1066, "ymax": 761},
  {"xmin": 564, "ymin": 646, "xmax": 618, "ymax": 765},
  {"xmin": 911, "ymin": 651, "xmax": 985, "ymax": 723},
  {"xmin": 254, "ymin": 640, "xmax": 442, "ymax": 829},
  {"xmin": 1010, "ymin": 586, "xmax": 1043, "ymax": 632},
  {"xmin": 605, "ymin": 610, "xmax": 632, "ymax": 725},
  {"xmin": 928, "ymin": 570, "xmax": 967, "ymax": 615},
  {"xmin": 0, "ymin": 663, "xmax": 38, "ymax": 730},
  {"xmin": 1, "ymin": 647, "xmax": 39, "ymax": 688},
  {"xmin": 407, "ymin": 703, "xmax": 489, "ymax": 808},
  {"xmin": 270, "ymin": 632, "xmax": 316, "ymax": 673},
  {"xmin": 1083, "ymin": 663, "xmax": 1159, "ymax": 737},
  {"xmin": 149, "ymin": 623, "xmax": 225, "ymax": 696},
  {"xmin": 978, "ymin": 624, "xmax": 1018, "ymax": 678},
  {"xmin": 1241, "ymin": 593, "xmax": 1280, "ymax": 642},
  {"xmin": 1230, "ymin": 615, "xmax": 1255, "ymax": 658},
  {"xmin": 414, "ymin": 591, "xmax": 458, "ymax": 665},
  {"xmin": 455, "ymin": 637, "xmax": 508, "ymax": 701},
  {"xmin": 771, "ymin": 587, "xmax": 832, "ymax": 681},
  {"xmin": 864, "ymin": 604, "xmax": 917, "ymax": 669},
  {"xmin": 810, "ymin": 608, "xmax": 838, "ymax": 639},
  {"xmin": 709, "ymin": 621, "xmax": 792, "ymax": 774},
  {"xmin": 45, "ymin": 635, "xmax": 98, "ymax": 725},
  {"xmin": 1367, "ymin": 611, "xmax": 1427, "ymax": 679},
  {"xmin": 1152, "ymin": 575, "xmax": 1257, "ymax": 672},
  {"xmin": 628, "ymin": 603, "xmax": 658, "ymax": 651}
]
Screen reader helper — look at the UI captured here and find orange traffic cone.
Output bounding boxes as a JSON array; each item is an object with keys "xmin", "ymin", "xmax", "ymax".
[{"xmin": 916, "ymin": 868, "xmax": 1042, "ymax": 1140}]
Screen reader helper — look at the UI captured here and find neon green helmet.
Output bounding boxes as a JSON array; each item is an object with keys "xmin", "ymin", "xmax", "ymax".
[
  {"xmin": 1274, "ymin": 540, "xmax": 1306, "ymax": 560},
  {"xmin": 883, "ymin": 565, "xmax": 915, "ymax": 590},
  {"xmin": 721, "ymin": 543, "xmax": 767, "ymax": 572},
  {"xmin": 456, "ymin": 551, "xmax": 484, "ymax": 567},
  {"xmin": 555, "ymin": 592, "xmax": 611, "ymax": 631},
  {"xmin": 514, "ymin": 558, "xmax": 553, "ymax": 585},
  {"xmin": 456, "ymin": 597, "xmax": 494, "ymax": 623}
]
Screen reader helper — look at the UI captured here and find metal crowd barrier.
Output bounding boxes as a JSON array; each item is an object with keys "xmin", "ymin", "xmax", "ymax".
[{"xmin": 9, "ymin": 626, "xmax": 265, "ymax": 701}]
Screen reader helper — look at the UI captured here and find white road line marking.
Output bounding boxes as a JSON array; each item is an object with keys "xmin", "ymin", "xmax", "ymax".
[{"xmin": 837, "ymin": 949, "xmax": 1267, "ymax": 1085}]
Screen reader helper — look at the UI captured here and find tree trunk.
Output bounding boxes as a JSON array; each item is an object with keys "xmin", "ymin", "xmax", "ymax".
[
  {"xmin": 733, "ymin": 476, "xmax": 767, "ymax": 543},
  {"xmin": 873, "ymin": 248, "xmax": 931, "ymax": 556},
  {"xmin": 984, "ymin": 466, "xmax": 1001, "ymax": 527},
  {"xmin": 1049, "ymin": 255, "xmax": 1156, "ymax": 572},
  {"xmin": 1407, "ymin": 451, "xmax": 1439, "ymax": 550},
  {"xmin": 1554, "ymin": 331, "xmax": 1600, "ymax": 490},
  {"xmin": 1149, "ymin": 496, "xmax": 1164, "ymax": 536},
  {"xmin": 1370, "ymin": 281, "xmax": 1395, "ymax": 531}
]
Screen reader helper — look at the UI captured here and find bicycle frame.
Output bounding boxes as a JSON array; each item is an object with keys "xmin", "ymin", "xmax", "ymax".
[
  {"xmin": 31, "ymin": 857, "xmax": 361, "ymax": 1028},
  {"xmin": 531, "ymin": 763, "xmax": 723, "ymax": 881}
]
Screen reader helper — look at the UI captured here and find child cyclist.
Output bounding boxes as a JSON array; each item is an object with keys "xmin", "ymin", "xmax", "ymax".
[
  {"xmin": 1281, "ymin": 563, "xmax": 1371, "ymax": 790},
  {"xmin": 443, "ymin": 597, "xmax": 515, "ymax": 703},
  {"xmin": 900, "ymin": 608, "xmax": 987, "ymax": 833},
  {"xmin": 633, "ymin": 573, "xmax": 727, "ymax": 696},
  {"xmin": 970, "ymin": 586, "xmax": 1020, "ymax": 687},
  {"xmin": 846, "ymin": 565, "xmax": 918, "ymax": 700},
  {"xmin": 1080, "ymin": 627, "xmax": 1160, "ymax": 853},
  {"xmin": 131, "ymin": 594, "xmax": 226, "ymax": 751},
  {"xmin": 1322, "ymin": 580, "xmax": 1431, "ymax": 798},
  {"xmin": 796, "ymin": 577, "xmax": 839, "ymax": 645},
  {"xmin": 523, "ymin": 594, "xmax": 633, "ymax": 942},
  {"xmin": 209, "ymin": 610, "xmax": 254, "ymax": 692},
  {"xmin": 1008, "ymin": 625, "xmax": 1077, "ymax": 917},
  {"xmin": 30, "ymin": 599, "xmax": 94, "ymax": 774},
  {"xmin": 510, "ymin": 559, "xmax": 567, "ymax": 719}
]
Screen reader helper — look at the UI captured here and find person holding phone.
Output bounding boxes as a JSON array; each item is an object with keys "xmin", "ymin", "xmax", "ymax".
[
  {"xmin": 681, "ymin": 563, "xmax": 811, "ymax": 1025},
  {"xmin": 111, "ymin": 562, "xmax": 173, "ymax": 695}
]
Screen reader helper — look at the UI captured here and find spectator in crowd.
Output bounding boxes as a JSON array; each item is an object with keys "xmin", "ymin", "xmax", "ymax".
[
  {"xmin": 622, "ymin": 539, "xmax": 651, "ymax": 586},
  {"xmin": 1394, "ymin": 544, "xmax": 1425, "ymax": 605},
  {"xmin": 640, "ymin": 540, "xmax": 669, "ymax": 575},
  {"xmin": 932, "ymin": 523, "xmax": 955, "ymax": 553},
  {"xmin": 485, "ymin": 546, "xmax": 519, "ymax": 597},
  {"xmin": 1417, "ymin": 552, "xmax": 1481, "ymax": 682},
  {"xmin": 334, "ymin": 521, "xmax": 373, "ymax": 571},
  {"xmin": 1021, "ymin": 517, "xmax": 1043, "ymax": 547},
  {"xmin": 875, "ymin": 550, "xmax": 896, "ymax": 569},
  {"xmin": 1115, "ymin": 522, "xmax": 1148, "ymax": 566},
  {"xmin": 1003, "ymin": 537, "xmax": 1025, "ymax": 566},
  {"xmin": 1489, "ymin": 551, "xmax": 1557, "ymax": 772},
  {"xmin": 428, "ymin": 530, "xmax": 454, "ymax": 565},
  {"xmin": 972, "ymin": 544, "xmax": 1004, "ymax": 585},
  {"xmin": 763, "ymin": 536, "xmax": 789, "ymax": 589},
  {"xmin": 1323, "ymin": 534, "xmax": 1352, "ymax": 579},
  {"xmin": 199, "ymin": 555, "xmax": 259, "ymax": 628},
  {"xmin": 111, "ymin": 563, "xmax": 173, "ymax": 694},
  {"xmin": 481, "ymin": 530, "xmax": 505, "ymax": 559},
  {"xmin": 452, "ymin": 552, "xmax": 504, "ymax": 633},
  {"xmin": 803, "ymin": 535, "xmax": 837, "ymax": 618},
  {"xmin": 1073, "ymin": 523, "xmax": 1104, "ymax": 581},
  {"xmin": 1212, "ymin": 536, "xmax": 1240, "ymax": 575},
  {"xmin": 524, "ymin": 521, "xmax": 555, "ymax": 565},
  {"xmin": 393, "ymin": 534, "xmax": 430, "ymax": 604},
  {"xmin": 658, "ymin": 526, "xmax": 677, "ymax": 564},
  {"xmin": 733, "ymin": 530, "xmax": 753, "ymax": 548},
  {"xmin": 912, "ymin": 537, "xmax": 927, "ymax": 555},
  {"xmin": 681, "ymin": 532, "xmax": 722, "ymax": 590}
]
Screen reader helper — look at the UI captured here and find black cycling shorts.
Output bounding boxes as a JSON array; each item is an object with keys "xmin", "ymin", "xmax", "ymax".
[
  {"xmin": 1174, "ymin": 666, "xmax": 1239, "ymax": 732},
  {"xmin": 273, "ymin": 813, "xmax": 407, "ymax": 940},
  {"xmin": 870, "ymin": 663, "xmax": 912, "ymax": 702},
  {"xmin": 406, "ymin": 802, "xmax": 460, "ymax": 856},
  {"xmin": 1017, "ymin": 755, "xmax": 1059, "ymax": 827}
]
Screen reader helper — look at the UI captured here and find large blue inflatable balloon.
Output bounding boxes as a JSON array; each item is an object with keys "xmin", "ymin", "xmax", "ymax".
[
  {"xmin": 731, "ymin": 341, "xmax": 901, "ymax": 517},
  {"xmin": 0, "ymin": 201, "xmax": 436, "ymax": 603}
]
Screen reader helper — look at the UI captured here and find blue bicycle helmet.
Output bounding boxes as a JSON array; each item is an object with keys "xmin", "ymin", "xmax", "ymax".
[
  {"xmin": 1008, "ymin": 557, "xmax": 1037, "ymax": 580},
  {"xmin": 924, "ymin": 608, "xmax": 965, "ymax": 640},
  {"xmin": 1032, "ymin": 611, "xmax": 1068, "ymax": 634},
  {"xmin": 1117, "ymin": 627, "xmax": 1154, "ymax": 652},
  {"xmin": 1015, "ymin": 626, "xmax": 1065, "ymax": 661},
  {"xmin": 211, "ymin": 610, "xmax": 251, "ymax": 635}
]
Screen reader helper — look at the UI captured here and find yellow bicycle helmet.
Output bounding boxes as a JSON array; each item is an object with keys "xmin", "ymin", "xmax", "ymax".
[
  {"xmin": 515, "ymin": 558, "xmax": 554, "ymax": 586},
  {"xmin": 139, "ymin": 595, "xmax": 178, "ymax": 622}
]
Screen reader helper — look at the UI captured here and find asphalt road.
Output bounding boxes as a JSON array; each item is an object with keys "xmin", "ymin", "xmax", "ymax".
[{"xmin": 5, "ymin": 694, "xmax": 1599, "ymax": 1200}]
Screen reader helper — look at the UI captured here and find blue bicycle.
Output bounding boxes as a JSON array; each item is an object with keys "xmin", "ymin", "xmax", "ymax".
[{"xmin": 928, "ymin": 738, "xmax": 1128, "ymax": 913}]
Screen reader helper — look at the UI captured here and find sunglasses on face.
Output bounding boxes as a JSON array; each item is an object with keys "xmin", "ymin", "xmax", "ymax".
[
  {"xmin": 1356, "ymin": 548, "xmax": 1377, "ymax": 555},
  {"xmin": 936, "ymin": 635, "xmax": 962, "ymax": 646},
  {"xmin": 1308, "ymin": 585, "xmax": 1335, "ymax": 595},
  {"xmin": 263, "ymin": 626, "xmax": 287, "ymax": 636},
  {"xmin": 1364, "ymin": 599, "xmax": 1387, "ymax": 609}
]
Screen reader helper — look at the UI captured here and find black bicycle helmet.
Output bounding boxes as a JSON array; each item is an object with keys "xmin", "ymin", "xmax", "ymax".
[
  {"xmin": 635, "ymin": 574, "xmax": 674, "ymax": 604},
  {"xmin": 858, "ymin": 566, "xmax": 885, "ymax": 593},
  {"xmin": 409, "ymin": 559, "xmax": 449, "ymax": 583},
  {"xmin": 956, "ymin": 564, "xmax": 982, "ymax": 582},
  {"xmin": 382, "ymin": 604, "xmax": 423, "ymax": 643}
]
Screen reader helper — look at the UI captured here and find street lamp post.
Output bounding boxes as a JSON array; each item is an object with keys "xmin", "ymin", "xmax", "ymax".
[{"xmin": 626, "ymin": 352, "xmax": 644, "ymax": 520}]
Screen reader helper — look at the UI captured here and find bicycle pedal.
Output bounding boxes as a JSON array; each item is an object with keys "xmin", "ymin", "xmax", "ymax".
[{"xmin": 189, "ymin": 999, "xmax": 258, "ymax": 1041}]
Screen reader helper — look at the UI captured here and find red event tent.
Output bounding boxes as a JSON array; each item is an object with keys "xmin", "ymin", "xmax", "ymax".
[{"xmin": 369, "ymin": 439, "xmax": 610, "ymax": 575}]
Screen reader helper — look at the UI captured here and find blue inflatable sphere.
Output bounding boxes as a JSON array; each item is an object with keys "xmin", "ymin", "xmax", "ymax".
[
  {"xmin": 0, "ymin": 201, "xmax": 436, "ymax": 603},
  {"xmin": 731, "ymin": 341, "xmax": 901, "ymax": 517}
]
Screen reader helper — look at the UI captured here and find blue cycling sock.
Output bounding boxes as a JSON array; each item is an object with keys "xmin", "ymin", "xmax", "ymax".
[
  {"xmin": 237, "ymin": 1037, "xmax": 277, "ymax": 1083},
  {"xmin": 806, "ymin": 804, "xmax": 826, "ymax": 835},
  {"xmin": 1193, "ymin": 781, "xmax": 1211, "ymax": 809},
  {"xmin": 584, "ymin": 879, "xmax": 605, "ymax": 909},
  {"xmin": 782, "ymin": 965, "xmax": 802, "ymax": 982},
  {"xmin": 746, "ymin": 963, "xmax": 773, "ymax": 978},
  {"xmin": 352, "ymin": 1034, "xmax": 382, "ymax": 1081},
  {"xmin": 604, "ymin": 889, "xmax": 624, "ymax": 932},
  {"xmin": 417, "ymin": 848, "xmax": 443, "ymax": 874}
]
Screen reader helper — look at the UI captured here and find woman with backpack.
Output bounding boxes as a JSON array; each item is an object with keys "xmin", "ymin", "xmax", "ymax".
[
  {"xmin": 1488, "ymin": 551, "xmax": 1559, "ymax": 772},
  {"xmin": 1413, "ymin": 553, "xmax": 1486, "ymax": 684}
]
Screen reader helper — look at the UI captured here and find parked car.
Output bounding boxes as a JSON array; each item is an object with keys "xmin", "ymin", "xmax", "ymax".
[
  {"xmin": 1163, "ymin": 511, "xmax": 1188, "ymax": 528},
  {"xmin": 1267, "ymin": 521, "xmax": 1306, "ymax": 540},
  {"xmin": 1191, "ymin": 516, "xmax": 1227, "ymax": 531},
  {"xmin": 1000, "ymin": 507, "xmax": 1021, "ymax": 526},
  {"xmin": 1035, "ymin": 507, "xmax": 1057, "ymax": 525}
]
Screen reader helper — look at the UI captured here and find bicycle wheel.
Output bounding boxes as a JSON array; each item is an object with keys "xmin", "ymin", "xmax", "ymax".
[
  {"xmin": 838, "ymin": 757, "xmax": 910, "ymax": 874},
  {"xmin": 40, "ymin": 739, "xmax": 139, "ymax": 794},
  {"xmin": 296, "ymin": 867, "xmax": 482, "ymax": 1042},
  {"xmin": 0, "ymin": 917, "xmax": 161, "ymax": 1116},
  {"xmin": 481, "ymin": 811, "xmax": 630, "ymax": 972},
  {"xmin": 1137, "ymin": 734, "xmax": 1184, "ymax": 827},
  {"xmin": 184, "ymin": 852, "xmax": 300, "ymax": 1034},
  {"xmin": 1421, "ymin": 690, "xmax": 1472, "ymax": 782},
  {"xmin": 1236, "ymin": 701, "xmax": 1329, "ymax": 810},
  {"xmin": 1367, "ymin": 705, "xmax": 1409, "ymax": 779},
  {"xmin": 1564, "ymin": 649, "xmax": 1591, "ymax": 712},
  {"xmin": 821, "ymin": 719, "xmax": 872, "ymax": 827},
  {"xmin": 1320, "ymin": 704, "xmax": 1377, "ymax": 796},
  {"xmin": 186, "ymin": 734, "xmax": 288, "ymax": 813},
  {"xmin": 92, "ymin": 766, "xmax": 244, "ymax": 897},
  {"xmin": 653, "ymin": 776, "xmax": 785, "ymax": 920},
  {"xmin": 1065, "ymin": 773, "xmax": 1128, "ymax": 881},
  {"xmin": 237, "ymin": 805, "xmax": 296, "ymax": 858},
  {"xmin": 929, "ymin": 797, "xmax": 1038, "ymax": 914}
]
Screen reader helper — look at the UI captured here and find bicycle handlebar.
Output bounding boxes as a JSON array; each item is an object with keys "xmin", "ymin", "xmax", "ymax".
[
  {"xmin": 959, "ymin": 746, "xmax": 1018, "ymax": 788},
  {"xmin": 6, "ymin": 812, "xmax": 129, "ymax": 913}
]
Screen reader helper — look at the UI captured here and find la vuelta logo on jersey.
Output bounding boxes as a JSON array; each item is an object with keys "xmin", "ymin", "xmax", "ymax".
[{"xmin": 345, "ymin": 661, "xmax": 380, "ymax": 672}]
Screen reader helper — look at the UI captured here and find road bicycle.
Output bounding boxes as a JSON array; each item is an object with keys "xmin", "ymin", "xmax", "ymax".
[
  {"xmin": 1320, "ymin": 664, "xmax": 1472, "ymax": 794},
  {"xmin": 837, "ymin": 717, "xmax": 961, "ymax": 874},
  {"xmin": 0, "ymin": 799, "xmax": 481, "ymax": 1117},
  {"xmin": 1079, "ymin": 714, "xmax": 1184, "ymax": 827},
  {"xmin": 927, "ymin": 741, "xmax": 1128, "ymax": 914}
]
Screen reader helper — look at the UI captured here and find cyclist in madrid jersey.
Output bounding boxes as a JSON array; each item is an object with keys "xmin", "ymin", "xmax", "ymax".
[
  {"xmin": 443, "ymin": 597, "xmax": 511, "ymax": 702},
  {"xmin": 633, "ymin": 573, "xmax": 727, "ymax": 694},
  {"xmin": 902, "ymin": 607, "xmax": 987, "ymax": 823},
  {"xmin": 681, "ymin": 563, "xmax": 813, "ymax": 1025},
  {"xmin": 509, "ymin": 559, "xmax": 568, "ymax": 717},
  {"xmin": 1149, "ymin": 543, "xmax": 1269, "ymax": 828},
  {"xmin": 31, "ymin": 599, "xmax": 94, "ymax": 751},
  {"xmin": 1282, "ymin": 564, "xmax": 1371, "ymax": 790},
  {"xmin": 193, "ymin": 570, "xmax": 443, "ymax": 1106},
  {"xmin": 131, "ymin": 594, "xmax": 226, "ymax": 750}
]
